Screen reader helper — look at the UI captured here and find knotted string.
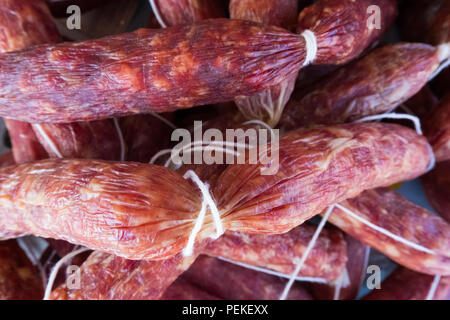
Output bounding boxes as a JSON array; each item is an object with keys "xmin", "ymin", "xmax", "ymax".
[
  {"xmin": 301, "ymin": 30, "xmax": 318, "ymax": 67},
  {"xmin": 182, "ymin": 170, "xmax": 224, "ymax": 257}
]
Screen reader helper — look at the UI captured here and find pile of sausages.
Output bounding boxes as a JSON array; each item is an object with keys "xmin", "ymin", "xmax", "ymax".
[{"xmin": 0, "ymin": 0, "xmax": 449, "ymax": 300}]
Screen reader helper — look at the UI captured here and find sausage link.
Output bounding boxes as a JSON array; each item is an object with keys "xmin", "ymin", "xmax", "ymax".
[
  {"xmin": 180, "ymin": 255, "xmax": 313, "ymax": 300},
  {"xmin": 152, "ymin": 0, "xmax": 227, "ymax": 27},
  {"xmin": 328, "ymin": 188, "xmax": 450, "ymax": 275},
  {"xmin": 310, "ymin": 235, "xmax": 368, "ymax": 300},
  {"xmin": 4, "ymin": 120, "xmax": 48, "ymax": 163},
  {"xmin": 229, "ymin": 0, "xmax": 298, "ymax": 127},
  {"xmin": 204, "ymin": 224, "xmax": 347, "ymax": 281},
  {"xmin": 51, "ymin": 221, "xmax": 345, "ymax": 299},
  {"xmin": 0, "ymin": 123, "xmax": 431, "ymax": 260},
  {"xmin": 0, "ymin": 19, "xmax": 305, "ymax": 123},
  {"xmin": 32, "ymin": 120, "xmax": 123, "ymax": 160},
  {"xmin": 0, "ymin": 0, "xmax": 60, "ymax": 163},
  {"xmin": 297, "ymin": 0, "xmax": 397, "ymax": 65},
  {"xmin": 280, "ymin": 43, "xmax": 440, "ymax": 130},
  {"xmin": 0, "ymin": 0, "xmax": 123, "ymax": 162}
]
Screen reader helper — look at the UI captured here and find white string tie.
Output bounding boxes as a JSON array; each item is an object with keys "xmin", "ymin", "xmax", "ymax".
[
  {"xmin": 426, "ymin": 275, "xmax": 441, "ymax": 300},
  {"xmin": 33, "ymin": 124, "xmax": 63, "ymax": 158},
  {"xmin": 182, "ymin": 170, "xmax": 224, "ymax": 257},
  {"xmin": 334, "ymin": 203, "xmax": 437, "ymax": 255},
  {"xmin": 301, "ymin": 30, "xmax": 318, "ymax": 66},
  {"xmin": 149, "ymin": 0, "xmax": 167, "ymax": 28},
  {"xmin": 217, "ymin": 257, "xmax": 328, "ymax": 284},
  {"xmin": 113, "ymin": 118, "xmax": 126, "ymax": 161}
]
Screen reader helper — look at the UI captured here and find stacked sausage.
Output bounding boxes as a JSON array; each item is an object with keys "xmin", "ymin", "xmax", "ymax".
[{"xmin": 0, "ymin": 0, "xmax": 449, "ymax": 300}]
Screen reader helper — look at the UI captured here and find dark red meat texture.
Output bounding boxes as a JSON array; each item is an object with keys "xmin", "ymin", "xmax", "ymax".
[
  {"xmin": 32, "ymin": 120, "xmax": 122, "ymax": 160},
  {"xmin": 153, "ymin": 0, "xmax": 228, "ymax": 27},
  {"xmin": 161, "ymin": 277, "xmax": 221, "ymax": 300},
  {"xmin": 4, "ymin": 120, "xmax": 48, "ymax": 164},
  {"xmin": 0, "ymin": 0, "xmax": 123, "ymax": 163},
  {"xmin": 279, "ymin": 43, "xmax": 439, "ymax": 131},
  {"xmin": 229, "ymin": 0, "xmax": 299, "ymax": 32},
  {"xmin": 0, "ymin": 152, "xmax": 15, "ymax": 168},
  {"xmin": 51, "ymin": 247, "xmax": 203, "ymax": 300},
  {"xmin": 0, "ymin": 19, "xmax": 305, "ymax": 123},
  {"xmin": 181, "ymin": 255, "xmax": 313, "ymax": 300},
  {"xmin": 119, "ymin": 113, "xmax": 174, "ymax": 163},
  {"xmin": 204, "ymin": 224, "xmax": 347, "ymax": 281},
  {"xmin": 0, "ymin": 0, "xmax": 60, "ymax": 164},
  {"xmin": 0, "ymin": 240, "xmax": 43, "ymax": 299},
  {"xmin": 329, "ymin": 188, "xmax": 450, "ymax": 275},
  {"xmin": 0, "ymin": 123, "xmax": 431, "ymax": 261},
  {"xmin": 51, "ymin": 222, "xmax": 346, "ymax": 299},
  {"xmin": 229, "ymin": 0, "xmax": 299, "ymax": 127},
  {"xmin": 297, "ymin": 0, "xmax": 397, "ymax": 65},
  {"xmin": 310, "ymin": 235, "xmax": 368, "ymax": 300}
]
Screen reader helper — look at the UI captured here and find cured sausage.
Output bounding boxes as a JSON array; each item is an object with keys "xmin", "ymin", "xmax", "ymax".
[
  {"xmin": 0, "ymin": 152, "xmax": 15, "ymax": 168},
  {"xmin": 51, "ymin": 247, "xmax": 203, "ymax": 300},
  {"xmin": 0, "ymin": 0, "xmax": 59, "ymax": 164},
  {"xmin": 151, "ymin": 0, "xmax": 227, "ymax": 27},
  {"xmin": 0, "ymin": 240, "xmax": 43, "ymax": 299},
  {"xmin": 422, "ymin": 160, "xmax": 450, "ymax": 223},
  {"xmin": 310, "ymin": 235, "xmax": 368, "ymax": 300},
  {"xmin": 363, "ymin": 267, "xmax": 450, "ymax": 300},
  {"xmin": 0, "ymin": 0, "xmax": 123, "ymax": 162},
  {"xmin": 204, "ymin": 224, "xmax": 347, "ymax": 281},
  {"xmin": 232, "ymin": 0, "xmax": 396, "ymax": 127},
  {"xmin": 0, "ymin": 123, "xmax": 431, "ymax": 260},
  {"xmin": 180, "ymin": 255, "xmax": 313, "ymax": 300},
  {"xmin": 280, "ymin": 43, "xmax": 440, "ymax": 130},
  {"xmin": 229, "ymin": 0, "xmax": 298, "ymax": 127},
  {"xmin": 31, "ymin": 120, "xmax": 123, "ymax": 160},
  {"xmin": 0, "ymin": 19, "xmax": 306, "ymax": 123},
  {"xmin": 297, "ymin": 0, "xmax": 397, "ymax": 65},
  {"xmin": 51, "ymin": 223, "xmax": 346, "ymax": 299},
  {"xmin": 229, "ymin": 0, "xmax": 298, "ymax": 32},
  {"xmin": 328, "ymin": 188, "xmax": 450, "ymax": 275}
]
